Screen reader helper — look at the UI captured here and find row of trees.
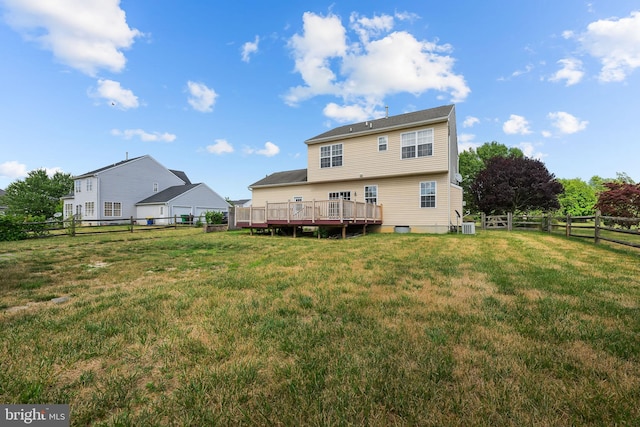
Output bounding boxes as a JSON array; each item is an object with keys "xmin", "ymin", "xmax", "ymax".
[{"xmin": 460, "ymin": 141, "xmax": 639, "ymax": 221}]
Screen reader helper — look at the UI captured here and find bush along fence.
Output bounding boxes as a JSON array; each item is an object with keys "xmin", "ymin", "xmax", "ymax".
[
  {"xmin": 480, "ymin": 211, "xmax": 640, "ymax": 249},
  {"xmin": 0, "ymin": 214, "xmax": 213, "ymax": 241}
]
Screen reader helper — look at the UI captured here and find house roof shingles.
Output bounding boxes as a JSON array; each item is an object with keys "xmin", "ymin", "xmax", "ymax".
[
  {"xmin": 73, "ymin": 155, "xmax": 191, "ymax": 185},
  {"xmin": 136, "ymin": 183, "xmax": 201, "ymax": 204},
  {"xmin": 305, "ymin": 104, "xmax": 454, "ymax": 144},
  {"xmin": 250, "ymin": 169, "xmax": 307, "ymax": 188}
]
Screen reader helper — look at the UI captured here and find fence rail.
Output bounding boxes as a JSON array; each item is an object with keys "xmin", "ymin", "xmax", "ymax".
[
  {"xmin": 1, "ymin": 215, "xmax": 201, "ymax": 240},
  {"xmin": 480, "ymin": 211, "xmax": 640, "ymax": 249}
]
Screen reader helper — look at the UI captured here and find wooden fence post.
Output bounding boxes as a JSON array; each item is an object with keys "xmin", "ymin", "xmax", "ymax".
[
  {"xmin": 174, "ymin": 215, "xmax": 178, "ymax": 229},
  {"xmin": 507, "ymin": 212, "xmax": 513, "ymax": 231},
  {"xmin": 130, "ymin": 216, "xmax": 134, "ymax": 233},
  {"xmin": 566, "ymin": 215, "xmax": 571, "ymax": 238},
  {"xmin": 481, "ymin": 212, "xmax": 486, "ymax": 230},
  {"xmin": 71, "ymin": 216, "xmax": 76, "ymax": 237},
  {"xmin": 594, "ymin": 210, "xmax": 601, "ymax": 244}
]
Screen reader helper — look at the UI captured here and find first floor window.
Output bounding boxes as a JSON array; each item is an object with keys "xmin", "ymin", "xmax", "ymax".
[
  {"xmin": 328, "ymin": 191, "xmax": 351, "ymax": 200},
  {"xmin": 320, "ymin": 143, "xmax": 343, "ymax": 168},
  {"xmin": 75, "ymin": 204, "xmax": 82, "ymax": 217},
  {"xmin": 104, "ymin": 201, "xmax": 122, "ymax": 217},
  {"xmin": 420, "ymin": 181, "xmax": 436, "ymax": 208},
  {"xmin": 364, "ymin": 185, "xmax": 378, "ymax": 204},
  {"xmin": 85, "ymin": 202, "xmax": 95, "ymax": 217},
  {"xmin": 64, "ymin": 203, "xmax": 73, "ymax": 218}
]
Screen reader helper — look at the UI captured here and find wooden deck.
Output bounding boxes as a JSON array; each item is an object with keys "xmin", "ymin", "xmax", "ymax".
[{"xmin": 234, "ymin": 200, "xmax": 382, "ymax": 238}]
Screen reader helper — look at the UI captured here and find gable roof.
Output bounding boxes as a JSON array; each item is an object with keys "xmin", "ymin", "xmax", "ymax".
[
  {"xmin": 306, "ymin": 104, "xmax": 454, "ymax": 145},
  {"xmin": 136, "ymin": 184, "xmax": 201, "ymax": 204},
  {"xmin": 74, "ymin": 156, "xmax": 144, "ymax": 178},
  {"xmin": 250, "ymin": 169, "xmax": 308, "ymax": 188},
  {"xmin": 169, "ymin": 169, "xmax": 191, "ymax": 184}
]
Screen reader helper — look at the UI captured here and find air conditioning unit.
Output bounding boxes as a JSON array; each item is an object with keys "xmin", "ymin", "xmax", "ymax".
[{"xmin": 462, "ymin": 222, "xmax": 476, "ymax": 235}]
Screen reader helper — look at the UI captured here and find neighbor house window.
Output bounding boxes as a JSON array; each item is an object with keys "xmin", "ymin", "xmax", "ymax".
[
  {"xmin": 364, "ymin": 185, "xmax": 378, "ymax": 204},
  {"xmin": 153, "ymin": 182, "xmax": 158, "ymax": 192},
  {"xmin": 420, "ymin": 181, "xmax": 436, "ymax": 208},
  {"xmin": 85, "ymin": 202, "xmax": 95, "ymax": 217},
  {"xmin": 320, "ymin": 143, "xmax": 343, "ymax": 168},
  {"xmin": 401, "ymin": 128, "xmax": 433, "ymax": 159},
  {"xmin": 378, "ymin": 136, "xmax": 388, "ymax": 151},
  {"xmin": 75, "ymin": 205, "xmax": 82, "ymax": 217},
  {"xmin": 86, "ymin": 179, "xmax": 92, "ymax": 191},
  {"xmin": 64, "ymin": 203, "xmax": 73, "ymax": 218},
  {"xmin": 104, "ymin": 202, "xmax": 122, "ymax": 217},
  {"xmin": 75, "ymin": 180, "xmax": 81, "ymax": 193}
]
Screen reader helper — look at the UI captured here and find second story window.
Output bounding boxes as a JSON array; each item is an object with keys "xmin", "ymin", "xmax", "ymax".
[
  {"xmin": 75, "ymin": 180, "xmax": 81, "ymax": 193},
  {"xmin": 320, "ymin": 143, "xmax": 343, "ymax": 168},
  {"xmin": 401, "ymin": 128, "xmax": 433, "ymax": 159},
  {"xmin": 86, "ymin": 179, "xmax": 92, "ymax": 191},
  {"xmin": 378, "ymin": 136, "xmax": 388, "ymax": 152}
]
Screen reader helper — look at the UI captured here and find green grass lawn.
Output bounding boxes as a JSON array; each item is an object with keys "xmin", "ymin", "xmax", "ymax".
[{"xmin": 1, "ymin": 229, "xmax": 639, "ymax": 426}]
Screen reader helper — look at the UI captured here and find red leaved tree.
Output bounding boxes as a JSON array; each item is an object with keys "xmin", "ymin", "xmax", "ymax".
[{"xmin": 595, "ymin": 182, "xmax": 640, "ymax": 228}]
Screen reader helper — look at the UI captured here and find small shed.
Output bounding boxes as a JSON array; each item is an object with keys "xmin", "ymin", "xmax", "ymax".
[{"xmin": 136, "ymin": 183, "xmax": 229, "ymax": 225}]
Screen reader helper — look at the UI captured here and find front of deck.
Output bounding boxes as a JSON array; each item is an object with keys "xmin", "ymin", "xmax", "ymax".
[{"xmin": 235, "ymin": 199, "xmax": 382, "ymax": 238}]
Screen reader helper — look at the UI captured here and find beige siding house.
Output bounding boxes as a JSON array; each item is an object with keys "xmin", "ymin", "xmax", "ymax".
[{"xmin": 239, "ymin": 104, "xmax": 463, "ymax": 234}]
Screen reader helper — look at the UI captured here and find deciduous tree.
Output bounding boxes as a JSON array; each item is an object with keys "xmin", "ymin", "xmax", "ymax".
[
  {"xmin": 557, "ymin": 178, "xmax": 596, "ymax": 216},
  {"xmin": 2, "ymin": 169, "xmax": 73, "ymax": 219},
  {"xmin": 470, "ymin": 156, "xmax": 563, "ymax": 214},
  {"xmin": 595, "ymin": 182, "xmax": 640, "ymax": 228},
  {"xmin": 459, "ymin": 141, "xmax": 523, "ymax": 212}
]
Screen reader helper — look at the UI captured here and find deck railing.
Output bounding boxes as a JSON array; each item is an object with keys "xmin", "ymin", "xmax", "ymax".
[{"xmin": 235, "ymin": 199, "xmax": 382, "ymax": 226}]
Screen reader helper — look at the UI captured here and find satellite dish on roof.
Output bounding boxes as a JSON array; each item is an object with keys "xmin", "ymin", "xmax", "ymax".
[
  {"xmin": 455, "ymin": 173, "xmax": 463, "ymax": 182},
  {"xmin": 54, "ymin": 212, "xmax": 62, "ymax": 218}
]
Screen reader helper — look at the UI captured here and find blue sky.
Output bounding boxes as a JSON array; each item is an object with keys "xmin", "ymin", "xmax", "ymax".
[{"xmin": 1, "ymin": 1, "xmax": 638, "ymax": 199}]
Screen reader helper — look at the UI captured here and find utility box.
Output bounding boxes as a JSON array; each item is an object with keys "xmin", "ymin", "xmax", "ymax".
[{"xmin": 462, "ymin": 222, "xmax": 476, "ymax": 235}]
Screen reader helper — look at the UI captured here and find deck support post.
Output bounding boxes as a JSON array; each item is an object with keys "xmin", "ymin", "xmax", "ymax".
[
  {"xmin": 363, "ymin": 224, "xmax": 367, "ymax": 236},
  {"xmin": 342, "ymin": 225, "xmax": 347, "ymax": 239},
  {"xmin": 293, "ymin": 226, "xmax": 297, "ymax": 238},
  {"xmin": 271, "ymin": 227, "xmax": 275, "ymax": 237}
]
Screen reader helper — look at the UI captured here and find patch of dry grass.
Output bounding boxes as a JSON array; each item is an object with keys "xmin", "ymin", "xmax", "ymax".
[{"xmin": 1, "ymin": 228, "xmax": 639, "ymax": 425}]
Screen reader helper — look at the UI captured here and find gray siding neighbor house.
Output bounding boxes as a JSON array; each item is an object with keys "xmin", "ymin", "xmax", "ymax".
[{"xmin": 63, "ymin": 155, "xmax": 229, "ymax": 225}]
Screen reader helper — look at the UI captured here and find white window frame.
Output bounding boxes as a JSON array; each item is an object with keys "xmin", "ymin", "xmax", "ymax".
[
  {"xmin": 104, "ymin": 201, "xmax": 122, "ymax": 217},
  {"xmin": 86, "ymin": 179, "xmax": 92, "ymax": 192},
  {"xmin": 378, "ymin": 136, "xmax": 388, "ymax": 152},
  {"xmin": 64, "ymin": 203, "xmax": 73, "ymax": 218},
  {"xmin": 320, "ymin": 143, "xmax": 343, "ymax": 168},
  {"xmin": 420, "ymin": 181, "xmax": 436, "ymax": 208},
  {"xmin": 84, "ymin": 201, "xmax": 95, "ymax": 217},
  {"xmin": 75, "ymin": 180, "xmax": 81, "ymax": 193},
  {"xmin": 364, "ymin": 185, "xmax": 378, "ymax": 204},
  {"xmin": 401, "ymin": 128, "xmax": 434, "ymax": 159}
]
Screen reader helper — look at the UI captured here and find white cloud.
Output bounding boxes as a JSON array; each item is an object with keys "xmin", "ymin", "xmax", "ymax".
[
  {"xmin": 206, "ymin": 139, "xmax": 234, "ymax": 155},
  {"xmin": 457, "ymin": 133, "xmax": 478, "ymax": 153},
  {"xmin": 503, "ymin": 114, "xmax": 532, "ymax": 135},
  {"xmin": 548, "ymin": 111, "xmax": 588, "ymax": 134},
  {"xmin": 517, "ymin": 142, "xmax": 546, "ymax": 160},
  {"xmin": 244, "ymin": 141, "xmax": 280, "ymax": 157},
  {"xmin": 2, "ymin": 0, "xmax": 142, "ymax": 76},
  {"xmin": 0, "ymin": 160, "xmax": 28, "ymax": 179},
  {"xmin": 541, "ymin": 130, "xmax": 553, "ymax": 138},
  {"xmin": 187, "ymin": 81, "xmax": 217, "ymax": 112},
  {"xmin": 92, "ymin": 79, "xmax": 139, "ymax": 109},
  {"xmin": 241, "ymin": 36, "xmax": 259, "ymax": 62},
  {"xmin": 463, "ymin": 116, "xmax": 479, "ymax": 128},
  {"xmin": 549, "ymin": 58, "xmax": 584, "ymax": 86},
  {"xmin": 285, "ymin": 11, "xmax": 469, "ymax": 119},
  {"xmin": 576, "ymin": 11, "xmax": 640, "ymax": 82},
  {"xmin": 111, "ymin": 128, "xmax": 176, "ymax": 142},
  {"xmin": 323, "ymin": 102, "xmax": 374, "ymax": 123},
  {"xmin": 43, "ymin": 167, "xmax": 64, "ymax": 176}
]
